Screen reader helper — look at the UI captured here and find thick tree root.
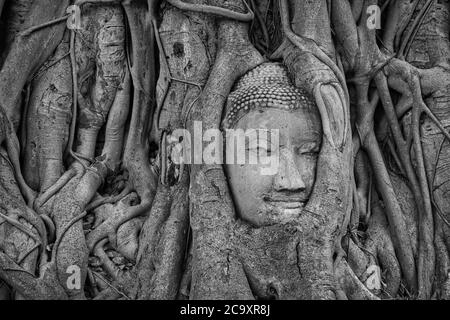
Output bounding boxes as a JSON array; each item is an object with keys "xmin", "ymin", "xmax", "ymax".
[{"xmin": 166, "ymin": 0, "xmax": 254, "ymax": 22}]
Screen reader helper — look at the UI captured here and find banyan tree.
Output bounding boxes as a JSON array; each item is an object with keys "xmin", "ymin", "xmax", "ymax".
[{"xmin": 0, "ymin": 0, "xmax": 449, "ymax": 300}]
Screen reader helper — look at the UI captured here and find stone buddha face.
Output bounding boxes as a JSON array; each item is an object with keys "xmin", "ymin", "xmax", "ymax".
[{"xmin": 223, "ymin": 63, "xmax": 322, "ymax": 227}]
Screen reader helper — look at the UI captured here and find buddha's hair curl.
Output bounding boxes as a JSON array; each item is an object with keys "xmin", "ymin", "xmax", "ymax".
[{"xmin": 222, "ymin": 62, "xmax": 317, "ymax": 129}]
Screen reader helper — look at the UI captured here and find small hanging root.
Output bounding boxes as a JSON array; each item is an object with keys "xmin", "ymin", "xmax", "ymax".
[
  {"xmin": 160, "ymin": 131, "xmax": 167, "ymax": 185},
  {"xmin": 20, "ymin": 84, "xmax": 31, "ymax": 158},
  {"xmin": 34, "ymin": 169, "xmax": 77, "ymax": 210},
  {"xmin": 86, "ymin": 185, "xmax": 132, "ymax": 212},
  {"xmin": 90, "ymin": 269, "xmax": 130, "ymax": 300},
  {"xmin": 0, "ymin": 263, "xmax": 37, "ymax": 278},
  {"xmin": 18, "ymin": 206, "xmax": 48, "ymax": 251},
  {"xmin": 249, "ymin": 0, "xmax": 270, "ymax": 54},
  {"xmin": 93, "ymin": 288, "xmax": 121, "ymax": 300},
  {"xmin": 64, "ymin": 30, "xmax": 79, "ymax": 165},
  {"xmin": 17, "ymin": 242, "xmax": 40, "ymax": 265},
  {"xmin": 157, "ymin": 77, "xmax": 202, "ymax": 131},
  {"xmin": 0, "ymin": 212, "xmax": 41, "ymax": 247},
  {"xmin": 166, "ymin": 0, "xmax": 254, "ymax": 22},
  {"xmin": 183, "ymin": 89, "xmax": 202, "ymax": 128},
  {"xmin": 40, "ymin": 214, "xmax": 56, "ymax": 243},
  {"xmin": 386, "ymin": 139, "xmax": 405, "ymax": 175},
  {"xmin": 420, "ymin": 105, "xmax": 450, "ymax": 142},
  {"xmin": 314, "ymin": 84, "xmax": 335, "ymax": 147},
  {"xmin": 31, "ymin": 52, "xmax": 71, "ymax": 82},
  {"xmin": 178, "ymin": 159, "xmax": 185, "ymax": 184},
  {"xmin": 75, "ymin": 0, "xmax": 119, "ymax": 5},
  {"xmin": 398, "ymin": 0, "xmax": 434, "ymax": 59},
  {"xmin": 19, "ymin": 14, "xmax": 71, "ymax": 37}
]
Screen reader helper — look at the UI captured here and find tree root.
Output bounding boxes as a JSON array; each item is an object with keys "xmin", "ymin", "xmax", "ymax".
[
  {"xmin": 0, "ymin": 212, "xmax": 41, "ymax": 248},
  {"xmin": 116, "ymin": 217, "xmax": 143, "ymax": 261},
  {"xmin": 90, "ymin": 269, "xmax": 129, "ymax": 300},
  {"xmin": 335, "ymin": 259, "xmax": 379, "ymax": 300},
  {"xmin": 86, "ymin": 195, "xmax": 151, "ymax": 252},
  {"xmin": 397, "ymin": 0, "xmax": 434, "ymax": 60},
  {"xmin": 166, "ymin": 0, "xmax": 254, "ymax": 22},
  {"xmin": 19, "ymin": 14, "xmax": 71, "ymax": 37},
  {"xmin": 65, "ymin": 29, "xmax": 84, "ymax": 169},
  {"xmin": 86, "ymin": 185, "xmax": 132, "ymax": 212},
  {"xmin": 93, "ymin": 240, "xmax": 123, "ymax": 281},
  {"xmin": 34, "ymin": 169, "xmax": 77, "ymax": 210}
]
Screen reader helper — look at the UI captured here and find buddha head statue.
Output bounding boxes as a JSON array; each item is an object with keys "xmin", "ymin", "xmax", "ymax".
[{"xmin": 222, "ymin": 62, "xmax": 322, "ymax": 227}]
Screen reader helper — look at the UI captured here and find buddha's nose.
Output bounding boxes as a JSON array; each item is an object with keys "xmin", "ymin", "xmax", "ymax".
[{"xmin": 273, "ymin": 149, "xmax": 306, "ymax": 192}]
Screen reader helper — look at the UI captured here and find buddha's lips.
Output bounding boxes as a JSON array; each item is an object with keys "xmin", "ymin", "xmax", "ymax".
[{"xmin": 262, "ymin": 194, "xmax": 308, "ymax": 209}]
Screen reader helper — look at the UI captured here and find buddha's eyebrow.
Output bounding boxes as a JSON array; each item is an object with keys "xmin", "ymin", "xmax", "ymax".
[
  {"xmin": 290, "ymin": 135, "xmax": 322, "ymax": 146},
  {"xmin": 291, "ymin": 130, "xmax": 322, "ymax": 139},
  {"xmin": 302, "ymin": 141, "xmax": 321, "ymax": 148}
]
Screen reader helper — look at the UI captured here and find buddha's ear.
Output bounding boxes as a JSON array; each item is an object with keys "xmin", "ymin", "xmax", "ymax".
[{"xmin": 314, "ymin": 82, "xmax": 348, "ymax": 152}]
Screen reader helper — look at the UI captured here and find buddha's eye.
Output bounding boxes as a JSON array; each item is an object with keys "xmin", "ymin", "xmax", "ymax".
[
  {"xmin": 295, "ymin": 142, "xmax": 320, "ymax": 156},
  {"xmin": 302, "ymin": 151, "xmax": 318, "ymax": 157},
  {"xmin": 246, "ymin": 141, "xmax": 275, "ymax": 156},
  {"xmin": 259, "ymin": 146, "xmax": 272, "ymax": 156},
  {"xmin": 247, "ymin": 145, "xmax": 271, "ymax": 154}
]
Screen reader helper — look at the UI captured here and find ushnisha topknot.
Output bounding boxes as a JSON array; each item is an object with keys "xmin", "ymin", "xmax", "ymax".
[{"xmin": 222, "ymin": 62, "xmax": 317, "ymax": 129}]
